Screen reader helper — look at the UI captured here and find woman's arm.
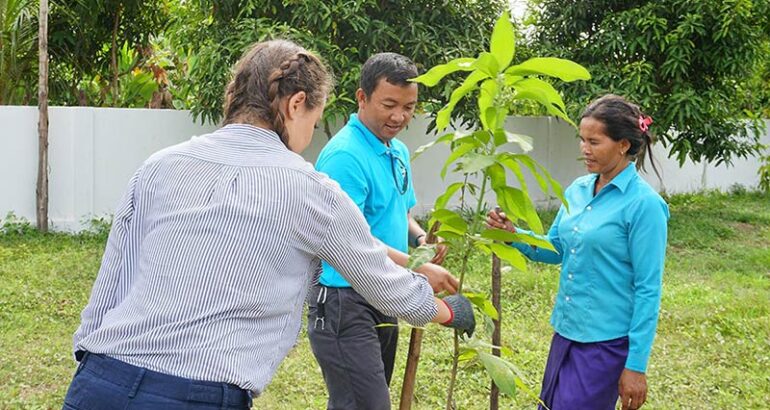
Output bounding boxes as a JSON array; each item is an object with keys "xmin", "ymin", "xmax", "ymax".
[{"xmin": 487, "ymin": 206, "xmax": 565, "ymax": 265}]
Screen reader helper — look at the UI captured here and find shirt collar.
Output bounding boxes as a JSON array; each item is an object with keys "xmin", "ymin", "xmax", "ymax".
[
  {"xmin": 348, "ymin": 113, "xmax": 390, "ymax": 156},
  {"xmin": 609, "ymin": 162, "xmax": 637, "ymax": 193},
  {"xmin": 579, "ymin": 162, "xmax": 636, "ymax": 194},
  {"xmin": 212, "ymin": 123, "xmax": 286, "ymax": 148}
]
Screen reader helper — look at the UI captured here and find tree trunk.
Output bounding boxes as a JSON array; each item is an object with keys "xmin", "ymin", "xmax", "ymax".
[
  {"xmin": 490, "ymin": 254, "xmax": 502, "ymax": 410},
  {"xmin": 110, "ymin": 4, "xmax": 123, "ymax": 104},
  {"xmin": 36, "ymin": 0, "xmax": 49, "ymax": 232}
]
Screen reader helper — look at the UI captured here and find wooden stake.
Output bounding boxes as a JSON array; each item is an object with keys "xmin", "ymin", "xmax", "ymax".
[
  {"xmin": 36, "ymin": 0, "xmax": 49, "ymax": 232},
  {"xmin": 399, "ymin": 222, "xmax": 441, "ymax": 410},
  {"xmin": 490, "ymin": 254, "xmax": 502, "ymax": 409}
]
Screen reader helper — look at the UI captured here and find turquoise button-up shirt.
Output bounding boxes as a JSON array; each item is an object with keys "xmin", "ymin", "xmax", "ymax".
[
  {"xmin": 316, "ymin": 114, "xmax": 417, "ymax": 288},
  {"xmin": 512, "ymin": 163, "xmax": 669, "ymax": 372}
]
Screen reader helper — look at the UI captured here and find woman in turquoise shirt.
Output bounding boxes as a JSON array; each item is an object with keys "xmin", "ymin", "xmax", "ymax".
[{"xmin": 488, "ymin": 95, "xmax": 669, "ymax": 410}]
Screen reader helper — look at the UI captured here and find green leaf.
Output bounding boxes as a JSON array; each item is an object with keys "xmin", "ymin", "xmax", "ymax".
[
  {"xmin": 473, "ymin": 52, "xmax": 500, "ymax": 78},
  {"xmin": 411, "ymin": 57, "xmax": 477, "ymax": 87},
  {"xmin": 493, "ymin": 129, "xmax": 533, "ymax": 152},
  {"xmin": 458, "ymin": 153, "xmax": 496, "ymax": 174},
  {"xmin": 490, "ymin": 11, "xmax": 515, "ymax": 69},
  {"xmin": 505, "ymin": 57, "xmax": 591, "ymax": 82},
  {"xmin": 434, "ymin": 182, "xmax": 465, "ymax": 209},
  {"xmin": 436, "ymin": 70, "xmax": 490, "ymax": 131},
  {"xmin": 479, "ymin": 79, "xmax": 499, "ymax": 130},
  {"xmin": 494, "ymin": 186, "xmax": 525, "ymax": 222},
  {"xmin": 430, "ymin": 209, "xmax": 468, "ymax": 234},
  {"xmin": 512, "ymin": 78, "xmax": 575, "ymax": 127},
  {"xmin": 480, "ymin": 229, "xmax": 556, "ymax": 252},
  {"xmin": 433, "ymin": 229, "xmax": 463, "ymax": 241},
  {"xmin": 458, "ymin": 348, "xmax": 479, "ymax": 363},
  {"xmin": 487, "ymin": 163, "xmax": 506, "ymax": 189},
  {"xmin": 489, "ymin": 243, "xmax": 528, "ymax": 272},
  {"xmin": 441, "ymin": 142, "xmax": 477, "ymax": 179},
  {"xmin": 413, "ymin": 132, "xmax": 454, "ymax": 159},
  {"xmin": 407, "ymin": 244, "xmax": 435, "ymax": 270},
  {"xmin": 507, "ymin": 154, "xmax": 566, "ymax": 211},
  {"xmin": 464, "ymin": 292, "xmax": 499, "ymax": 320},
  {"xmin": 477, "ymin": 351, "xmax": 517, "ymax": 397}
]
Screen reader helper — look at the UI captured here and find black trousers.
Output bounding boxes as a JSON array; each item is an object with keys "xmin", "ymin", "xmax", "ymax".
[{"xmin": 308, "ymin": 285, "xmax": 398, "ymax": 410}]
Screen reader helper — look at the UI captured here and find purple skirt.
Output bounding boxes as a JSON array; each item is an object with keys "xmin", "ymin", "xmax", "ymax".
[{"xmin": 538, "ymin": 333, "xmax": 629, "ymax": 410}]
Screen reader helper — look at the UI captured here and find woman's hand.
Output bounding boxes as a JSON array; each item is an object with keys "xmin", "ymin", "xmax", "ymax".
[
  {"xmin": 486, "ymin": 207, "xmax": 515, "ymax": 232},
  {"xmin": 618, "ymin": 369, "xmax": 647, "ymax": 410}
]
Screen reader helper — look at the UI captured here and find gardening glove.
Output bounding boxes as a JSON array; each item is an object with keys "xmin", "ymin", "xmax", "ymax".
[{"xmin": 440, "ymin": 294, "xmax": 476, "ymax": 338}]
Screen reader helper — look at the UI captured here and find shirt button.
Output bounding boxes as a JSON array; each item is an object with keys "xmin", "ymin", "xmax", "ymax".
[
  {"xmin": 565, "ymin": 296, "xmax": 571, "ymax": 302},
  {"xmin": 568, "ymin": 273, "xmax": 574, "ymax": 280},
  {"xmin": 586, "ymin": 206, "xmax": 592, "ymax": 211},
  {"xmin": 573, "ymin": 226, "xmax": 579, "ymax": 232},
  {"xmin": 570, "ymin": 248, "xmax": 576, "ymax": 254}
]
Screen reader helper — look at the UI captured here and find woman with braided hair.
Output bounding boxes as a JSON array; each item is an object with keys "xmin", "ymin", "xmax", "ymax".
[
  {"xmin": 63, "ymin": 39, "xmax": 474, "ymax": 410},
  {"xmin": 488, "ymin": 95, "xmax": 669, "ymax": 410}
]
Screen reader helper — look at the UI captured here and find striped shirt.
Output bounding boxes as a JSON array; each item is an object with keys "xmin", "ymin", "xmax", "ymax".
[{"xmin": 73, "ymin": 124, "xmax": 437, "ymax": 394}]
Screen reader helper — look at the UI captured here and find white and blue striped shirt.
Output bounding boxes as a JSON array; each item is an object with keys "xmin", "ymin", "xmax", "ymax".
[{"xmin": 73, "ymin": 124, "xmax": 437, "ymax": 394}]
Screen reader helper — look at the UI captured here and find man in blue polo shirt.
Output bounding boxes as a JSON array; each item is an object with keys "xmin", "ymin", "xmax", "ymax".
[{"xmin": 308, "ymin": 53, "xmax": 458, "ymax": 409}]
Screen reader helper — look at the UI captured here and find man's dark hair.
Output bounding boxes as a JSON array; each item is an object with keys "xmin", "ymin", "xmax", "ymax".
[{"xmin": 359, "ymin": 53, "xmax": 418, "ymax": 98}]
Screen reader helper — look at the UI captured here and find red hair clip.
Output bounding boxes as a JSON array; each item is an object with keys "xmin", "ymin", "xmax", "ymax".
[{"xmin": 639, "ymin": 115, "xmax": 653, "ymax": 132}]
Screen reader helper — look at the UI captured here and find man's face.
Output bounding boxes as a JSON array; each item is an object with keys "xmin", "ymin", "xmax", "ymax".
[{"xmin": 356, "ymin": 78, "xmax": 418, "ymax": 143}]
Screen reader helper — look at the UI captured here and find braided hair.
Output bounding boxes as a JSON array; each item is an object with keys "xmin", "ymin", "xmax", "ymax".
[
  {"xmin": 223, "ymin": 40, "xmax": 333, "ymax": 147},
  {"xmin": 581, "ymin": 94, "xmax": 661, "ymax": 180}
]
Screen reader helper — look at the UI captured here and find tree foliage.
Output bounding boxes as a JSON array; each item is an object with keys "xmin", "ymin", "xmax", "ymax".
[
  {"xmin": 528, "ymin": 0, "xmax": 770, "ymax": 165},
  {"xmin": 47, "ymin": 0, "xmax": 166, "ymax": 106},
  {"xmin": 171, "ymin": 0, "xmax": 506, "ymax": 130},
  {"xmin": 0, "ymin": 0, "xmax": 38, "ymax": 104}
]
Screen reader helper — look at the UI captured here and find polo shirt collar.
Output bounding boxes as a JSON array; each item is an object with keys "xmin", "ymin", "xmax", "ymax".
[{"xmin": 348, "ymin": 114, "xmax": 390, "ymax": 156}]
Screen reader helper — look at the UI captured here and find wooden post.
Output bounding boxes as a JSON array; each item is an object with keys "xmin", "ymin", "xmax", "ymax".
[
  {"xmin": 36, "ymin": 0, "xmax": 49, "ymax": 232},
  {"xmin": 399, "ymin": 222, "xmax": 441, "ymax": 410},
  {"xmin": 490, "ymin": 254, "xmax": 502, "ymax": 410}
]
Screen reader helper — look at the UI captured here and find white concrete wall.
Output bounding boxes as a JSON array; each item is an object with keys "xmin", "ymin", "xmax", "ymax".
[{"xmin": 1, "ymin": 106, "xmax": 767, "ymax": 231}]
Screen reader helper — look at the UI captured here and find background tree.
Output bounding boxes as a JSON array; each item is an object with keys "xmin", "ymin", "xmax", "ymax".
[
  {"xmin": 527, "ymin": 0, "xmax": 770, "ymax": 165},
  {"xmin": 171, "ymin": 0, "xmax": 506, "ymax": 132},
  {"xmin": 0, "ymin": 0, "xmax": 38, "ymax": 104},
  {"xmin": 46, "ymin": 0, "xmax": 166, "ymax": 106}
]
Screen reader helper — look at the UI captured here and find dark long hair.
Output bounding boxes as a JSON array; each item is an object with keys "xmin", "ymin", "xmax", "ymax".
[{"xmin": 581, "ymin": 94, "xmax": 661, "ymax": 180}]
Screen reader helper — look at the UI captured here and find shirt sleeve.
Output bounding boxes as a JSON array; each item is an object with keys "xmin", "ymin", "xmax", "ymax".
[
  {"xmin": 625, "ymin": 195, "xmax": 669, "ymax": 372},
  {"xmin": 317, "ymin": 190, "xmax": 437, "ymax": 327},
  {"xmin": 72, "ymin": 167, "xmax": 141, "ymax": 356},
  {"xmin": 316, "ymin": 151, "xmax": 368, "ymax": 212},
  {"xmin": 509, "ymin": 205, "xmax": 565, "ymax": 265}
]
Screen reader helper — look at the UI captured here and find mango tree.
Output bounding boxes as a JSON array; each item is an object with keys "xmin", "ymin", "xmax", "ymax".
[{"xmin": 405, "ymin": 11, "xmax": 590, "ymax": 410}]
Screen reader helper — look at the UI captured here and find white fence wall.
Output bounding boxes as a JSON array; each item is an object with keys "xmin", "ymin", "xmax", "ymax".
[{"xmin": 2, "ymin": 106, "xmax": 768, "ymax": 231}]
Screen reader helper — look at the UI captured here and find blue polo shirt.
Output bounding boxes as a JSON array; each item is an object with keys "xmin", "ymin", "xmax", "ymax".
[
  {"xmin": 316, "ymin": 114, "xmax": 417, "ymax": 288},
  {"xmin": 511, "ymin": 163, "xmax": 669, "ymax": 373}
]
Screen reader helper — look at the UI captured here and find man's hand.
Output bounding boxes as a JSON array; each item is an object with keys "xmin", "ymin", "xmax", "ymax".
[
  {"xmin": 486, "ymin": 208, "xmax": 515, "ymax": 232},
  {"xmin": 418, "ymin": 235, "xmax": 448, "ymax": 265},
  {"xmin": 415, "ymin": 262, "xmax": 458, "ymax": 294},
  {"xmin": 618, "ymin": 369, "xmax": 647, "ymax": 410},
  {"xmin": 439, "ymin": 294, "xmax": 475, "ymax": 337}
]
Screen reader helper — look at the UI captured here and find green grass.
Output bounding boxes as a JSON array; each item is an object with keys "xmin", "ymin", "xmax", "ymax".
[{"xmin": 1, "ymin": 191, "xmax": 769, "ymax": 409}]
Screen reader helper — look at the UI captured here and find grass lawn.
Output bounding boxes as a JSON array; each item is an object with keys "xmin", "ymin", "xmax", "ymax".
[{"xmin": 1, "ymin": 191, "xmax": 768, "ymax": 409}]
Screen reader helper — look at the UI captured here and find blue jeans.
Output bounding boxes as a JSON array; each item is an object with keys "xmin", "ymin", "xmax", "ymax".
[{"xmin": 63, "ymin": 352, "xmax": 252, "ymax": 410}]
